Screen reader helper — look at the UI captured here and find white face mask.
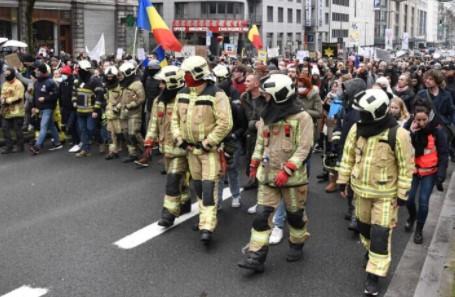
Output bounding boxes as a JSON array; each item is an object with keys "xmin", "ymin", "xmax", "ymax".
[
  {"xmin": 298, "ymin": 87, "xmax": 307, "ymax": 94},
  {"xmin": 61, "ymin": 75, "xmax": 68, "ymax": 81}
]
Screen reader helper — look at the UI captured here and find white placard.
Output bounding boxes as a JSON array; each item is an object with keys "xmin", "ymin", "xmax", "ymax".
[
  {"xmin": 116, "ymin": 48, "xmax": 124, "ymax": 60},
  {"xmin": 267, "ymin": 47, "xmax": 280, "ymax": 58},
  {"xmin": 296, "ymin": 50, "xmax": 309, "ymax": 62},
  {"xmin": 137, "ymin": 48, "xmax": 146, "ymax": 61},
  {"xmin": 175, "ymin": 46, "xmax": 196, "ymax": 58}
]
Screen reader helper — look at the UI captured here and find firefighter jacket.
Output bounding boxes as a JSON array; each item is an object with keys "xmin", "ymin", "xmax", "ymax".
[
  {"xmin": 146, "ymin": 96, "xmax": 186, "ymax": 158},
  {"xmin": 120, "ymin": 80, "xmax": 145, "ymax": 118},
  {"xmin": 171, "ymin": 83, "xmax": 233, "ymax": 150},
  {"xmin": 252, "ymin": 111, "xmax": 314, "ymax": 187},
  {"xmin": 1, "ymin": 78, "xmax": 25, "ymax": 119},
  {"xmin": 72, "ymin": 76, "xmax": 105, "ymax": 115},
  {"xmin": 105, "ymin": 85, "xmax": 122, "ymax": 120},
  {"xmin": 337, "ymin": 124, "xmax": 414, "ymax": 200}
]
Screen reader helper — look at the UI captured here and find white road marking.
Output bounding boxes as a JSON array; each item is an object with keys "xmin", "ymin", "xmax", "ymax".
[
  {"xmin": 114, "ymin": 187, "xmax": 242, "ymax": 249},
  {"xmin": 1, "ymin": 285, "xmax": 48, "ymax": 297}
]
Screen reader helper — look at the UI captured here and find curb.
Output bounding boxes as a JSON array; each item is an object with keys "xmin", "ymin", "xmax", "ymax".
[
  {"xmin": 384, "ymin": 165, "xmax": 454, "ymax": 297},
  {"xmin": 413, "ymin": 170, "xmax": 455, "ymax": 297}
]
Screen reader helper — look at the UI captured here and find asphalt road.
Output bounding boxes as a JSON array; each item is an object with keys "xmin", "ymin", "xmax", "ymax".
[{"xmin": 0, "ymin": 147, "xmax": 411, "ymax": 297}]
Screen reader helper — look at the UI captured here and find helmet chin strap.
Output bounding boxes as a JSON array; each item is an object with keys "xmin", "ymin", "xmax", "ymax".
[{"xmin": 184, "ymin": 72, "xmax": 204, "ymax": 87}]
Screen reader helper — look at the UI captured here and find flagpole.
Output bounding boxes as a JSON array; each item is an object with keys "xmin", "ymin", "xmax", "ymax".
[{"xmin": 132, "ymin": 27, "xmax": 138, "ymax": 59}]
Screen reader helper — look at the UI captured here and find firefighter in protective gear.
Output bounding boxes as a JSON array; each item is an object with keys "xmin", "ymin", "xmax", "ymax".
[
  {"xmin": 119, "ymin": 62, "xmax": 146, "ymax": 162},
  {"xmin": 104, "ymin": 66, "xmax": 123, "ymax": 160},
  {"xmin": 171, "ymin": 55, "xmax": 233, "ymax": 244},
  {"xmin": 337, "ymin": 88, "xmax": 414, "ymax": 296},
  {"xmin": 72, "ymin": 60, "xmax": 105, "ymax": 157},
  {"xmin": 238, "ymin": 74, "xmax": 313, "ymax": 273},
  {"xmin": 139, "ymin": 65, "xmax": 192, "ymax": 227}
]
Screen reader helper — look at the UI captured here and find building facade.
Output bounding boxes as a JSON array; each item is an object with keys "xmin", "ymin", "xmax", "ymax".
[{"xmin": 0, "ymin": 0, "xmax": 138, "ymax": 56}]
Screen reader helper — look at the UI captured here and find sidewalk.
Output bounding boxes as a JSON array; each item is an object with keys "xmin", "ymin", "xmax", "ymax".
[{"xmin": 385, "ymin": 165, "xmax": 455, "ymax": 297}]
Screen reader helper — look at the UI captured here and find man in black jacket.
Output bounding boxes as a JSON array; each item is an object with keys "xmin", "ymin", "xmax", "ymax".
[{"xmin": 29, "ymin": 63, "xmax": 62, "ymax": 155}]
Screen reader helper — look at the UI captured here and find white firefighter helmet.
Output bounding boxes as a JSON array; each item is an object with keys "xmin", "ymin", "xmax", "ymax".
[
  {"xmin": 181, "ymin": 55, "xmax": 211, "ymax": 80},
  {"xmin": 78, "ymin": 60, "xmax": 92, "ymax": 71},
  {"xmin": 260, "ymin": 74, "xmax": 295, "ymax": 104},
  {"xmin": 105, "ymin": 65, "xmax": 118, "ymax": 77},
  {"xmin": 353, "ymin": 88, "xmax": 390, "ymax": 122},
  {"xmin": 212, "ymin": 64, "xmax": 230, "ymax": 80},
  {"xmin": 119, "ymin": 61, "xmax": 136, "ymax": 77},
  {"xmin": 154, "ymin": 65, "xmax": 185, "ymax": 90}
]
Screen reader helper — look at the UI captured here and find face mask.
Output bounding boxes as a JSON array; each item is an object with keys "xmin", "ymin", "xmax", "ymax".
[
  {"xmin": 61, "ymin": 75, "xmax": 68, "ymax": 81},
  {"xmin": 298, "ymin": 87, "xmax": 307, "ymax": 94},
  {"xmin": 184, "ymin": 72, "xmax": 204, "ymax": 87},
  {"xmin": 5, "ymin": 72, "xmax": 15, "ymax": 81}
]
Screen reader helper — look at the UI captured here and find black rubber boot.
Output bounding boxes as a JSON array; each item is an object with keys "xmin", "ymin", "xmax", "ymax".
[
  {"xmin": 414, "ymin": 222, "xmax": 424, "ymax": 244},
  {"xmin": 364, "ymin": 273, "xmax": 380, "ymax": 296},
  {"xmin": 157, "ymin": 209, "xmax": 175, "ymax": 228},
  {"xmin": 180, "ymin": 199, "xmax": 192, "ymax": 215},
  {"xmin": 317, "ymin": 171, "xmax": 329, "ymax": 182},
  {"xmin": 238, "ymin": 247, "xmax": 268, "ymax": 273},
  {"xmin": 200, "ymin": 229, "xmax": 212, "ymax": 245},
  {"xmin": 286, "ymin": 242, "xmax": 304, "ymax": 262}
]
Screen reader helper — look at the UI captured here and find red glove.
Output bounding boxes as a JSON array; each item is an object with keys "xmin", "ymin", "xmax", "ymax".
[
  {"xmin": 249, "ymin": 159, "xmax": 260, "ymax": 179},
  {"xmin": 143, "ymin": 139, "xmax": 154, "ymax": 159},
  {"xmin": 275, "ymin": 161, "xmax": 297, "ymax": 187},
  {"xmin": 274, "ymin": 170, "xmax": 289, "ymax": 187}
]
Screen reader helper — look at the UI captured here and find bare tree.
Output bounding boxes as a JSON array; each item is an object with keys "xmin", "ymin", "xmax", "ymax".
[{"xmin": 25, "ymin": 0, "xmax": 36, "ymax": 51}]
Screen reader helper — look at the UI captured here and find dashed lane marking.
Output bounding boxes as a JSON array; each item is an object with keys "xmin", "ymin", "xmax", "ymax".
[
  {"xmin": 114, "ymin": 187, "xmax": 243, "ymax": 249},
  {"xmin": 1, "ymin": 285, "xmax": 48, "ymax": 297}
]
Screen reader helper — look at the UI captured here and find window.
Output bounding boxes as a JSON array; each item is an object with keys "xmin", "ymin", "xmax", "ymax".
[
  {"xmin": 331, "ymin": 29, "xmax": 349, "ymax": 38},
  {"xmin": 332, "ymin": 0, "xmax": 349, "ymax": 6},
  {"xmin": 278, "ymin": 7, "xmax": 284, "ymax": 23},
  {"xmin": 201, "ymin": 3, "xmax": 207, "ymax": 14},
  {"xmin": 227, "ymin": 3, "xmax": 234, "ymax": 13},
  {"xmin": 266, "ymin": 32, "xmax": 274, "ymax": 48},
  {"xmin": 175, "ymin": 3, "xmax": 186, "ymax": 18},
  {"xmin": 325, "ymin": 13, "xmax": 329, "ymax": 25},
  {"xmin": 297, "ymin": 0, "xmax": 301, "ymax": 2},
  {"xmin": 154, "ymin": 3, "xmax": 163, "ymax": 15},
  {"xmin": 218, "ymin": 3, "xmax": 225, "ymax": 14},
  {"xmin": 267, "ymin": 6, "xmax": 274, "ymax": 22},
  {"xmin": 296, "ymin": 9, "xmax": 301, "ymax": 24},
  {"xmin": 332, "ymin": 12, "xmax": 349, "ymax": 22},
  {"xmin": 326, "ymin": 0, "xmax": 329, "ymax": 7},
  {"xmin": 210, "ymin": 2, "xmax": 217, "ymax": 14},
  {"xmin": 288, "ymin": 8, "xmax": 293, "ymax": 23}
]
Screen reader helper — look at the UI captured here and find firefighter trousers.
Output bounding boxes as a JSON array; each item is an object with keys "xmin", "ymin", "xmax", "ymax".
[
  {"xmin": 107, "ymin": 119, "xmax": 122, "ymax": 153},
  {"xmin": 162, "ymin": 156, "xmax": 190, "ymax": 216},
  {"xmin": 248, "ymin": 184, "xmax": 310, "ymax": 252},
  {"xmin": 355, "ymin": 195, "xmax": 398, "ymax": 277},
  {"xmin": 121, "ymin": 115, "xmax": 143, "ymax": 156},
  {"xmin": 187, "ymin": 150, "xmax": 220, "ymax": 232}
]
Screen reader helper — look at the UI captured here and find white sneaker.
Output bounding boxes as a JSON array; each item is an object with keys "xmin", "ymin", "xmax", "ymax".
[
  {"xmin": 231, "ymin": 197, "xmax": 241, "ymax": 208},
  {"xmin": 247, "ymin": 204, "xmax": 257, "ymax": 214},
  {"xmin": 68, "ymin": 144, "xmax": 81, "ymax": 153},
  {"xmin": 269, "ymin": 226, "xmax": 283, "ymax": 245}
]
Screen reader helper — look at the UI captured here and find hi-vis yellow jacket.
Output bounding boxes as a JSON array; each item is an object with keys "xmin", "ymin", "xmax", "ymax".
[
  {"xmin": 146, "ymin": 96, "xmax": 186, "ymax": 158},
  {"xmin": 171, "ymin": 83, "xmax": 233, "ymax": 150},
  {"xmin": 337, "ymin": 124, "xmax": 414, "ymax": 200}
]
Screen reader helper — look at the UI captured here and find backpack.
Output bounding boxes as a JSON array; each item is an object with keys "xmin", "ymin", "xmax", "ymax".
[{"xmin": 356, "ymin": 125, "xmax": 399, "ymax": 153}]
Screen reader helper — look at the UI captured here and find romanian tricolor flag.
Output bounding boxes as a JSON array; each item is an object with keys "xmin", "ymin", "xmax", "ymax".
[
  {"xmin": 136, "ymin": 0, "xmax": 182, "ymax": 52},
  {"xmin": 248, "ymin": 24, "xmax": 263, "ymax": 50}
]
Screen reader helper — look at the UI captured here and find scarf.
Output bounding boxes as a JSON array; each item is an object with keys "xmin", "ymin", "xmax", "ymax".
[
  {"xmin": 412, "ymin": 113, "xmax": 438, "ymax": 157},
  {"xmin": 158, "ymin": 87, "xmax": 181, "ymax": 104},
  {"xmin": 357, "ymin": 113, "xmax": 398, "ymax": 138},
  {"xmin": 395, "ymin": 85, "xmax": 409, "ymax": 93},
  {"xmin": 261, "ymin": 95, "xmax": 303, "ymax": 125},
  {"xmin": 120, "ymin": 74, "xmax": 136, "ymax": 88}
]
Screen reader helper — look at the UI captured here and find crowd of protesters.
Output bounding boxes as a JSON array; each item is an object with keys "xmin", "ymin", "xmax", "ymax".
[{"xmin": 0, "ymin": 47, "xmax": 454, "ymax": 296}]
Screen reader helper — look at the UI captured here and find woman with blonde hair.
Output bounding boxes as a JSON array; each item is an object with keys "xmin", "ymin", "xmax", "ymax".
[{"xmin": 389, "ymin": 97, "xmax": 410, "ymax": 126}]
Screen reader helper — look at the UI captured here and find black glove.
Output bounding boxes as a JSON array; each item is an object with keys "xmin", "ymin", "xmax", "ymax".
[
  {"xmin": 397, "ymin": 198, "xmax": 407, "ymax": 207},
  {"xmin": 339, "ymin": 184, "xmax": 347, "ymax": 194}
]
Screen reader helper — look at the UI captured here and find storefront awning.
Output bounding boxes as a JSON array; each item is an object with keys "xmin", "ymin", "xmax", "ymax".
[{"xmin": 173, "ymin": 20, "xmax": 249, "ymax": 33}]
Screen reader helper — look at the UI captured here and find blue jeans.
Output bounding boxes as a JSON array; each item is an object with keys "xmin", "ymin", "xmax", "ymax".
[
  {"xmin": 77, "ymin": 114, "xmax": 96, "ymax": 152},
  {"xmin": 36, "ymin": 109, "xmax": 60, "ymax": 148},
  {"xmin": 407, "ymin": 174, "xmax": 436, "ymax": 225},
  {"xmin": 218, "ymin": 141, "xmax": 241, "ymax": 204}
]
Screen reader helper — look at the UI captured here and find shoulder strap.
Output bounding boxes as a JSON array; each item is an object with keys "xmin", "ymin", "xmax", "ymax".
[{"xmin": 387, "ymin": 125, "xmax": 399, "ymax": 153}]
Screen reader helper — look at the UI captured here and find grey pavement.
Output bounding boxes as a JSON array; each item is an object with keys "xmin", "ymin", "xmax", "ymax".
[{"xmin": 0, "ymin": 149, "xmax": 413, "ymax": 297}]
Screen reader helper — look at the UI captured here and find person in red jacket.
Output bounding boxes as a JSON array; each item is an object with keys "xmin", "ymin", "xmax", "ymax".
[{"xmin": 404, "ymin": 98, "xmax": 449, "ymax": 244}]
